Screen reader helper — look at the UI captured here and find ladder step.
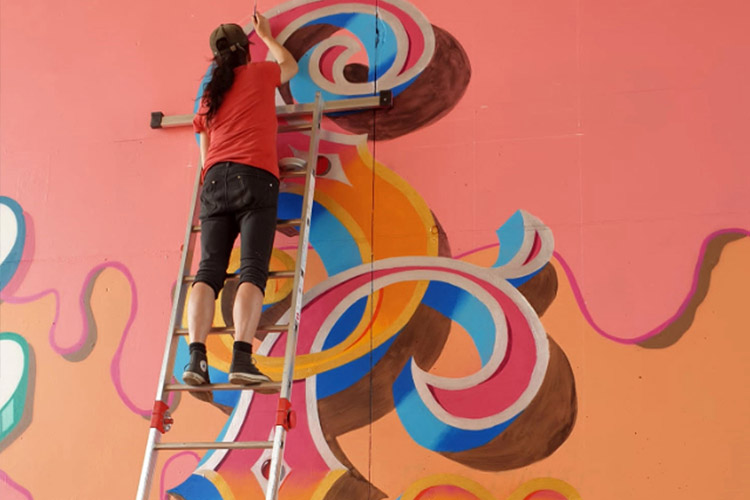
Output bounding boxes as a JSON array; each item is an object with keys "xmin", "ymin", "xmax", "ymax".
[
  {"xmin": 173, "ymin": 324, "xmax": 289, "ymax": 336},
  {"xmin": 165, "ymin": 382, "xmax": 281, "ymax": 393},
  {"xmin": 182, "ymin": 270, "xmax": 294, "ymax": 283},
  {"xmin": 277, "ymin": 218, "xmax": 302, "ymax": 228},
  {"xmin": 270, "ymin": 270, "xmax": 295, "ymax": 278},
  {"xmin": 276, "ymin": 218, "xmax": 302, "ymax": 237},
  {"xmin": 278, "ymin": 122, "xmax": 313, "ymax": 133},
  {"xmin": 155, "ymin": 441, "xmax": 273, "ymax": 451},
  {"xmin": 280, "ymin": 170, "xmax": 306, "ymax": 179},
  {"xmin": 191, "ymin": 218, "xmax": 301, "ymax": 233}
]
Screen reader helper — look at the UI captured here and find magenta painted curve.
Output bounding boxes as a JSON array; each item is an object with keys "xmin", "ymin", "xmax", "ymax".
[
  {"xmin": 453, "ymin": 243, "xmax": 500, "ymax": 260},
  {"xmin": 6, "ymin": 260, "xmax": 156, "ymax": 416},
  {"xmin": 554, "ymin": 228, "xmax": 750, "ymax": 344},
  {"xmin": 47, "ymin": 262, "xmax": 134, "ymax": 356},
  {"xmin": 320, "ymin": 45, "xmax": 348, "ymax": 82},
  {"xmin": 457, "ymin": 228, "xmax": 750, "ymax": 345},
  {"xmin": 0, "ymin": 289, "xmax": 60, "ymax": 345},
  {"xmin": 160, "ymin": 452, "xmax": 200, "ymax": 500},
  {"xmin": 453, "ymin": 228, "xmax": 750, "ymax": 345},
  {"xmin": 99, "ymin": 261, "xmax": 168, "ymax": 417},
  {"xmin": 0, "ymin": 470, "xmax": 33, "ymax": 500}
]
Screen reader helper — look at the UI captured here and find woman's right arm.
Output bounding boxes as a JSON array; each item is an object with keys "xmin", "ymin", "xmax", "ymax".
[
  {"xmin": 253, "ymin": 14, "xmax": 298, "ymax": 84},
  {"xmin": 199, "ymin": 131, "xmax": 210, "ymax": 167}
]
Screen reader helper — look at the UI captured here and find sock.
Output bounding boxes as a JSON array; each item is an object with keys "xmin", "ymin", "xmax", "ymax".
[
  {"xmin": 233, "ymin": 340, "xmax": 252, "ymax": 354},
  {"xmin": 189, "ymin": 342, "xmax": 207, "ymax": 355}
]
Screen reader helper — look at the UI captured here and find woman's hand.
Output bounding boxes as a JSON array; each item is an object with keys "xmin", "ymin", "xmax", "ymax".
[
  {"xmin": 252, "ymin": 11, "xmax": 298, "ymax": 83},
  {"xmin": 253, "ymin": 13, "xmax": 272, "ymax": 41}
]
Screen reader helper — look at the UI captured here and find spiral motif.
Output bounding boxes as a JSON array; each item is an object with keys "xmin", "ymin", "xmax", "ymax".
[
  {"xmin": 389, "ymin": 259, "xmax": 551, "ymax": 452},
  {"xmin": 257, "ymin": 0, "xmax": 436, "ymax": 102}
]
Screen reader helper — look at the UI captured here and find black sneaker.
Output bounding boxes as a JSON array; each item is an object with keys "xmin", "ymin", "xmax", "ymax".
[
  {"xmin": 229, "ymin": 350, "xmax": 271, "ymax": 385},
  {"xmin": 182, "ymin": 350, "xmax": 212, "ymax": 403}
]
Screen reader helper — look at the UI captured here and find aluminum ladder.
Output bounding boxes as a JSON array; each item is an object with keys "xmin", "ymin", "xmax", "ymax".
[{"xmin": 136, "ymin": 90, "xmax": 392, "ymax": 500}]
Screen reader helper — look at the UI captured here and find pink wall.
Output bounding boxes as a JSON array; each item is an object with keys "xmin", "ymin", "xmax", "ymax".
[{"xmin": 1, "ymin": 0, "xmax": 748, "ymax": 499}]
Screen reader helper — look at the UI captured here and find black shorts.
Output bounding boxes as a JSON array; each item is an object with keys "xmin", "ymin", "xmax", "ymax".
[{"xmin": 194, "ymin": 161, "xmax": 279, "ymax": 297}]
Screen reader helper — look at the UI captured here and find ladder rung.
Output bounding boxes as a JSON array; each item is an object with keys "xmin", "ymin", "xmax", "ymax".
[
  {"xmin": 155, "ymin": 441, "xmax": 273, "ymax": 451},
  {"xmin": 277, "ymin": 218, "xmax": 301, "ymax": 228},
  {"xmin": 182, "ymin": 270, "xmax": 294, "ymax": 283},
  {"xmin": 190, "ymin": 218, "xmax": 302, "ymax": 234},
  {"xmin": 165, "ymin": 382, "xmax": 280, "ymax": 393},
  {"xmin": 173, "ymin": 324, "xmax": 289, "ymax": 336},
  {"xmin": 278, "ymin": 122, "xmax": 313, "ymax": 133},
  {"xmin": 280, "ymin": 170, "xmax": 306, "ymax": 179},
  {"xmin": 270, "ymin": 270, "xmax": 295, "ymax": 278}
]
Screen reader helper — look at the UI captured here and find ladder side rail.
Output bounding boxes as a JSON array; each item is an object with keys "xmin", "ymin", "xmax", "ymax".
[
  {"xmin": 264, "ymin": 92, "xmax": 325, "ymax": 500},
  {"xmin": 136, "ymin": 158, "xmax": 204, "ymax": 500}
]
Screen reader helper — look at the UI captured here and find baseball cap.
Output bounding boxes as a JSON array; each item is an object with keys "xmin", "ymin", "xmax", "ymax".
[{"xmin": 209, "ymin": 23, "xmax": 249, "ymax": 56}]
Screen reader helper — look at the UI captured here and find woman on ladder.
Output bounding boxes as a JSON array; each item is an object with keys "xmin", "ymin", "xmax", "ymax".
[{"xmin": 183, "ymin": 13, "xmax": 298, "ymax": 396}]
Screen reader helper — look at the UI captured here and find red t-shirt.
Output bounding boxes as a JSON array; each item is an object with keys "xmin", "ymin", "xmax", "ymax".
[{"xmin": 193, "ymin": 61, "xmax": 282, "ymax": 178}]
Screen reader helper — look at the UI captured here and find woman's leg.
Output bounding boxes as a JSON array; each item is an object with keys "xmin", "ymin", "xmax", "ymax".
[
  {"xmin": 228, "ymin": 166, "xmax": 279, "ymax": 383},
  {"xmin": 187, "ymin": 282, "xmax": 217, "ymax": 345},
  {"xmin": 233, "ymin": 281, "xmax": 265, "ymax": 343},
  {"xmin": 184, "ymin": 164, "xmax": 238, "ymax": 389}
]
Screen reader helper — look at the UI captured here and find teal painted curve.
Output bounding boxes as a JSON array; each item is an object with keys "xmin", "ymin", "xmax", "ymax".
[
  {"xmin": 0, "ymin": 332, "xmax": 30, "ymax": 442},
  {"xmin": 0, "ymin": 197, "xmax": 26, "ymax": 292}
]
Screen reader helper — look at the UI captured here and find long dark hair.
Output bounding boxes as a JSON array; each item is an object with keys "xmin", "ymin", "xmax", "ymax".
[{"xmin": 201, "ymin": 38, "xmax": 249, "ymax": 126}]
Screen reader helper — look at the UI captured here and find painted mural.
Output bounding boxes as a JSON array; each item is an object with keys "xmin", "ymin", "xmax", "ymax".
[
  {"xmin": 1, "ymin": 0, "xmax": 749, "ymax": 499},
  {"xmin": 163, "ymin": 1, "xmax": 576, "ymax": 498}
]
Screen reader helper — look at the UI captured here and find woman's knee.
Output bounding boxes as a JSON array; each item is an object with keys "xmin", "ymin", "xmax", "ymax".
[
  {"xmin": 238, "ymin": 264, "xmax": 267, "ymax": 295},
  {"xmin": 193, "ymin": 269, "xmax": 224, "ymax": 298}
]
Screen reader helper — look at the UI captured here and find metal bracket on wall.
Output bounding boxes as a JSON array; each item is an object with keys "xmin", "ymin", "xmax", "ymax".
[{"xmin": 149, "ymin": 90, "xmax": 393, "ymax": 129}]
